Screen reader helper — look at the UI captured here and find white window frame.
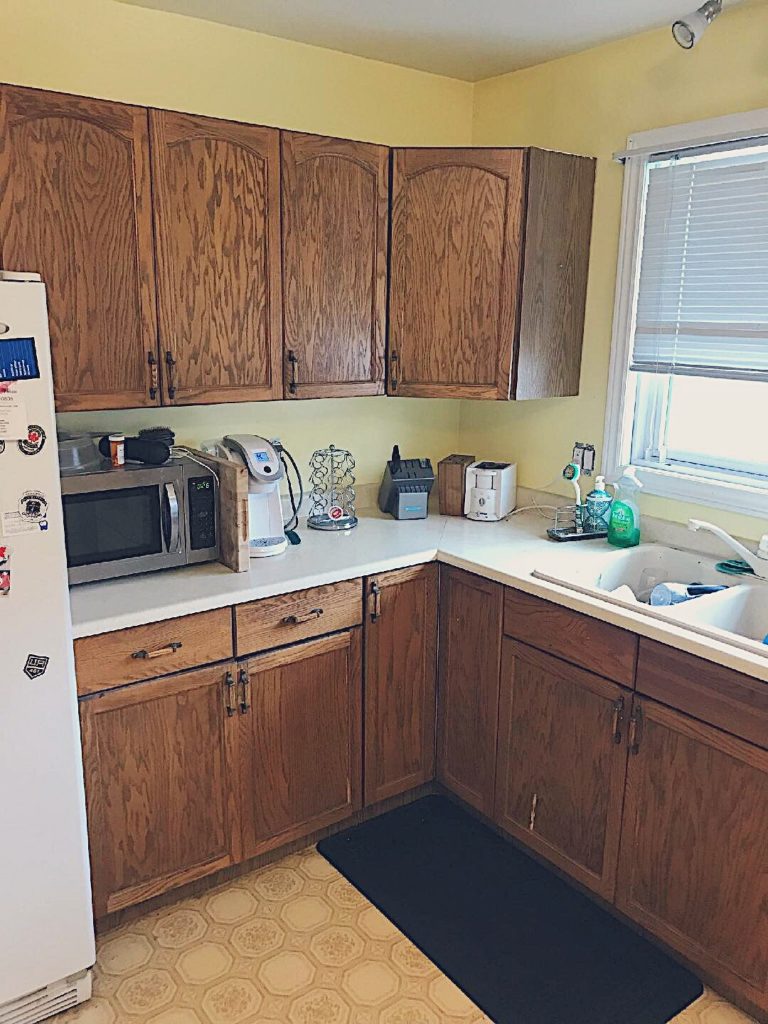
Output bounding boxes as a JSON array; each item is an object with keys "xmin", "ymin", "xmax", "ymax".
[{"xmin": 604, "ymin": 107, "xmax": 768, "ymax": 518}]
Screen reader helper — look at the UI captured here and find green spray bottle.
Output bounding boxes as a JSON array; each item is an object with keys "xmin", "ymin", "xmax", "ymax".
[{"xmin": 607, "ymin": 467, "xmax": 642, "ymax": 548}]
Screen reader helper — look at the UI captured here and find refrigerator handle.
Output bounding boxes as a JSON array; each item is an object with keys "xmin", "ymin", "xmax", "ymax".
[{"xmin": 162, "ymin": 483, "xmax": 181, "ymax": 553}]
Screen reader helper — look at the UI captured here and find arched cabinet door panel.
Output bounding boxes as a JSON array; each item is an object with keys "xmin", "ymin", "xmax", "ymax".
[
  {"xmin": 150, "ymin": 110, "xmax": 282, "ymax": 405},
  {"xmin": 281, "ymin": 132, "xmax": 388, "ymax": 399},
  {"xmin": 0, "ymin": 86, "xmax": 158, "ymax": 410}
]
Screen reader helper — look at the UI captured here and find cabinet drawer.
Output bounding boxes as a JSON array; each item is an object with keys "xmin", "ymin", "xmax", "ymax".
[
  {"xmin": 503, "ymin": 588, "xmax": 637, "ymax": 686},
  {"xmin": 636, "ymin": 639, "xmax": 768, "ymax": 749},
  {"xmin": 74, "ymin": 609, "xmax": 234, "ymax": 696},
  {"xmin": 235, "ymin": 580, "xmax": 362, "ymax": 656}
]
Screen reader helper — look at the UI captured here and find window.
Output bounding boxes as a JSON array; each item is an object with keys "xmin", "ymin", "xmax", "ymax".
[{"xmin": 604, "ymin": 109, "xmax": 768, "ymax": 516}]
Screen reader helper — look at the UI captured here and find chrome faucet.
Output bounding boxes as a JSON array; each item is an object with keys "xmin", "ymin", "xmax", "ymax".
[{"xmin": 688, "ymin": 519, "xmax": 768, "ymax": 580}]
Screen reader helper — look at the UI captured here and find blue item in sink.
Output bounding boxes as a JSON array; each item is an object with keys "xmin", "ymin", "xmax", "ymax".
[{"xmin": 649, "ymin": 582, "xmax": 728, "ymax": 606}]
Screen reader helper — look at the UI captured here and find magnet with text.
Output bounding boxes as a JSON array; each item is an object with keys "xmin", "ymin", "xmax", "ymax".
[
  {"xmin": 18, "ymin": 424, "xmax": 46, "ymax": 456},
  {"xmin": 23, "ymin": 654, "xmax": 50, "ymax": 680},
  {"xmin": 0, "ymin": 545, "xmax": 10, "ymax": 596},
  {"xmin": 19, "ymin": 490, "xmax": 48, "ymax": 523}
]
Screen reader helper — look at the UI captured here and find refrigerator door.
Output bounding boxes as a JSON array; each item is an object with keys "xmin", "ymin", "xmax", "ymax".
[{"xmin": 0, "ymin": 275, "xmax": 95, "ymax": 1004}]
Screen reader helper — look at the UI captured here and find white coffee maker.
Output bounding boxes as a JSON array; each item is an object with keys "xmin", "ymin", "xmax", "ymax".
[{"xmin": 221, "ymin": 435, "xmax": 288, "ymax": 557}]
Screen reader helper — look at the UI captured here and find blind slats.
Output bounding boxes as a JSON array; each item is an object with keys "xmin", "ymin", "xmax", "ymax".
[{"xmin": 631, "ymin": 144, "xmax": 768, "ymax": 380}]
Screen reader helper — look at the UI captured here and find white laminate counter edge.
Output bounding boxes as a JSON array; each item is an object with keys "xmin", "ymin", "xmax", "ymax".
[{"xmin": 68, "ymin": 511, "xmax": 768, "ymax": 685}]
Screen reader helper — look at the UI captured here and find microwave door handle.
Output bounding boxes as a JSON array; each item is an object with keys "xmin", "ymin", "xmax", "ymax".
[{"xmin": 163, "ymin": 482, "xmax": 181, "ymax": 553}]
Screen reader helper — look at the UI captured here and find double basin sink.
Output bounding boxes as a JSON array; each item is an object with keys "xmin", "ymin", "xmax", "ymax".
[{"xmin": 533, "ymin": 543, "xmax": 768, "ymax": 658}]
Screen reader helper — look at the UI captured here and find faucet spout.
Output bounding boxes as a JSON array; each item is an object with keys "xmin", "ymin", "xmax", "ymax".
[{"xmin": 688, "ymin": 519, "xmax": 768, "ymax": 579}]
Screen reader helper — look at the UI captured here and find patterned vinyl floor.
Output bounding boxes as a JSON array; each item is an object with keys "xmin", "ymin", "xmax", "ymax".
[{"xmin": 55, "ymin": 845, "xmax": 756, "ymax": 1024}]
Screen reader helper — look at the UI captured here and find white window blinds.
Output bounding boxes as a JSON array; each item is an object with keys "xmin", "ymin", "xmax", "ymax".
[{"xmin": 631, "ymin": 143, "xmax": 768, "ymax": 380}]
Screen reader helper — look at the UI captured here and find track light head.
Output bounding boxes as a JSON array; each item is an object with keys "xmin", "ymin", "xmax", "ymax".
[{"xmin": 672, "ymin": 0, "xmax": 723, "ymax": 48}]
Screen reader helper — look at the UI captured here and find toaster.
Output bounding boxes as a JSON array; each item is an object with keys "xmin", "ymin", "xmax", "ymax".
[{"xmin": 464, "ymin": 461, "xmax": 517, "ymax": 521}]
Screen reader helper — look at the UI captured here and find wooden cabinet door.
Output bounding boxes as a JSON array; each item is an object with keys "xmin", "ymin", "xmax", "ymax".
[
  {"xmin": 617, "ymin": 698, "xmax": 768, "ymax": 1014},
  {"xmin": 495, "ymin": 640, "xmax": 629, "ymax": 901},
  {"xmin": 364, "ymin": 565, "xmax": 438, "ymax": 804},
  {"xmin": 237, "ymin": 630, "xmax": 362, "ymax": 857},
  {"xmin": 150, "ymin": 110, "xmax": 282, "ymax": 404},
  {"xmin": 281, "ymin": 132, "xmax": 388, "ymax": 398},
  {"xmin": 0, "ymin": 86, "xmax": 158, "ymax": 411},
  {"xmin": 389, "ymin": 148, "xmax": 525, "ymax": 400},
  {"xmin": 80, "ymin": 663, "xmax": 240, "ymax": 917},
  {"xmin": 437, "ymin": 566, "xmax": 503, "ymax": 814}
]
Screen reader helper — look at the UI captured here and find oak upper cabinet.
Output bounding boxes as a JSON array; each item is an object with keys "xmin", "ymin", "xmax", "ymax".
[
  {"xmin": 236, "ymin": 630, "xmax": 362, "ymax": 858},
  {"xmin": 437, "ymin": 566, "xmax": 503, "ymax": 815},
  {"xmin": 364, "ymin": 565, "xmax": 438, "ymax": 805},
  {"xmin": 79, "ymin": 663, "xmax": 240, "ymax": 917},
  {"xmin": 495, "ymin": 640, "xmax": 629, "ymax": 901},
  {"xmin": 389, "ymin": 147, "xmax": 595, "ymax": 400},
  {"xmin": 0, "ymin": 86, "xmax": 158, "ymax": 411},
  {"xmin": 281, "ymin": 132, "xmax": 389, "ymax": 398},
  {"xmin": 150, "ymin": 110, "xmax": 282, "ymax": 404},
  {"xmin": 617, "ymin": 698, "xmax": 768, "ymax": 1016}
]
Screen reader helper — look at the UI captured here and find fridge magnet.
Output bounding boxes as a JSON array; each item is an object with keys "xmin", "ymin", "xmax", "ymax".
[
  {"xmin": 0, "ymin": 546, "xmax": 10, "ymax": 596},
  {"xmin": 23, "ymin": 654, "xmax": 49, "ymax": 680},
  {"xmin": 18, "ymin": 425, "xmax": 46, "ymax": 456},
  {"xmin": 1, "ymin": 490, "xmax": 49, "ymax": 535}
]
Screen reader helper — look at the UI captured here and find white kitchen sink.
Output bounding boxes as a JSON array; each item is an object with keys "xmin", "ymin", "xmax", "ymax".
[{"xmin": 668, "ymin": 581, "xmax": 768, "ymax": 650}]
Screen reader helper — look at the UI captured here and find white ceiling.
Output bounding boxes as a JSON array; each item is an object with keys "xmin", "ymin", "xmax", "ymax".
[{"xmin": 120, "ymin": 0, "xmax": 745, "ymax": 80}]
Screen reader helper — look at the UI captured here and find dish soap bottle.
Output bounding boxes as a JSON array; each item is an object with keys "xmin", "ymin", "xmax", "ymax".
[
  {"xmin": 607, "ymin": 468, "xmax": 642, "ymax": 548},
  {"xmin": 584, "ymin": 475, "xmax": 613, "ymax": 533}
]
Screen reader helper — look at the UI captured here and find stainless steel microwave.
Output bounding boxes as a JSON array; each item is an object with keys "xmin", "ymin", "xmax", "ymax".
[{"xmin": 60, "ymin": 457, "xmax": 219, "ymax": 585}]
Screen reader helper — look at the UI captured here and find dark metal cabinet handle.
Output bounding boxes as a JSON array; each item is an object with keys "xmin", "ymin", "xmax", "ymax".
[
  {"xmin": 369, "ymin": 581, "xmax": 382, "ymax": 622},
  {"xmin": 611, "ymin": 696, "xmax": 625, "ymax": 744},
  {"xmin": 165, "ymin": 350, "xmax": 177, "ymax": 400},
  {"xmin": 131, "ymin": 641, "xmax": 182, "ymax": 660},
  {"xmin": 287, "ymin": 350, "xmax": 299, "ymax": 394},
  {"xmin": 283, "ymin": 608, "xmax": 323, "ymax": 625},
  {"xmin": 628, "ymin": 703, "xmax": 644, "ymax": 755},
  {"xmin": 224, "ymin": 671, "xmax": 236, "ymax": 717},
  {"xmin": 147, "ymin": 350, "xmax": 159, "ymax": 400},
  {"xmin": 389, "ymin": 350, "xmax": 398, "ymax": 390},
  {"xmin": 238, "ymin": 667, "xmax": 250, "ymax": 715}
]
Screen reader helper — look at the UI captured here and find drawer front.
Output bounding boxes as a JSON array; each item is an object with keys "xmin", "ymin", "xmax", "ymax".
[
  {"xmin": 74, "ymin": 608, "xmax": 234, "ymax": 695},
  {"xmin": 235, "ymin": 579, "xmax": 362, "ymax": 656},
  {"xmin": 503, "ymin": 588, "xmax": 637, "ymax": 687},
  {"xmin": 636, "ymin": 639, "xmax": 768, "ymax": 749}
]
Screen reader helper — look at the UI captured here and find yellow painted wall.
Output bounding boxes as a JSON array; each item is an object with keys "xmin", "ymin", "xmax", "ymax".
[
  {"xmin": 467, "ymin": 1, "xmax": 768, "ymax": 537},
  {"xmin": 4, "ymin": 0, "xmax": 473, "ymax": 485}
]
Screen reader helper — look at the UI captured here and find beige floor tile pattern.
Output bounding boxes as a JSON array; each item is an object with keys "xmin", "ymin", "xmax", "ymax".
[{"xmin": 54, "ymin": 846, "xmax": 756, "ymax": 1024}]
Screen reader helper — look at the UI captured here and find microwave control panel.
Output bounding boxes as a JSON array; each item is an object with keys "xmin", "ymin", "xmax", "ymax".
[{"xmin": 188, "ymin": 476, "xmax": 217, "ymax": 551}]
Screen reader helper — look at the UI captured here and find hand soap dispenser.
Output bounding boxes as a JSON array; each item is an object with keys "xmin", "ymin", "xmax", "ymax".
[{"xmin": 607, "ymin": 468, "xmax": 642, "ymax": 548}]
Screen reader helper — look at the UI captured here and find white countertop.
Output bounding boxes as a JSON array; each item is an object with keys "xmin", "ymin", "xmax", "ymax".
[{"xmin": 69, "ymin": 509, "xmax": 768, "ymax": 684}]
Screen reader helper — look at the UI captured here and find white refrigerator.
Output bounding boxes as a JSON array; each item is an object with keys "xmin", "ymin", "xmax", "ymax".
[{"xmin": 0, "ymin": 272, "xmax": 95, "ymax": 1021}]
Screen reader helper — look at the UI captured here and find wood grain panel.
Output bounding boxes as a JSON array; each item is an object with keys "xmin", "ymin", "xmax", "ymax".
[
  {"xmin": 389, "ymin": 148, "xmax": 525, "ymax": 400},
  {"xmin": 364, "ymin": 565, "xmax": 438, "ymax": 804},
  {"xmin": 235, "ymin": 579, "xmax": 362, "ymax": 656},
  {"xmin": 74, "ymin": 608, "xmax": 233, "ymax": 695},
  {"xmin": 237, "ymin": 630, "xmax": 362, "ymax": 857},
  {"xmin": 617, "ymin": 698, "xmax": 768, "ymax": 1014},
  {"xmin": 150, "ymin": 110, "xmax": 282, "ymax": 404},
  {"xmin": 495, "ymin": 640, "xmax": 629, "ymax": 900},
  {"xmin": 0, "ymin": 85, "xmax": 158, "ymax": 410},
  {"xmin": 80, "ymin": 663, "xmax": 240, "ymax": 916},
  {"xmin": 636, "ymin": 638, "xmax": 768, "ymax": 749},
  {"xmin": 281, "ymin": 132, "xmax": 388, "ymax": 398},
  {"xmin": 515, "ymin": 149, "xmax": 596, "ymax": 399},
  {"xmin": 503, "ymin": 587, "xmax": 637, "ymax": 686},
  {"xmin": 437, "ymin": 566, "xmax": 503, "ymax": 814}
]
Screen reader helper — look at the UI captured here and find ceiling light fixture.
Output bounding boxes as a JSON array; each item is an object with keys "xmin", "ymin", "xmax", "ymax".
[{"xmin": 672, "ymin": 0, "xmax": 723, "ymax": 48}]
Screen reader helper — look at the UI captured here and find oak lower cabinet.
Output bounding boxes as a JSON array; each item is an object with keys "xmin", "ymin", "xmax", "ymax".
[
  {"xmin": 0, "ymin": 85, "xmax": 158, "ymax": 411},
  {"xmin": 236, "ymin": 630, "xmax": 363, "ymax": 858},
  {"xmin": 150, "ymin": 110, "xmax": 283, "ymax": 405},
  {"xmin": 389, "ymin": 147, "xmax": 595, "ymax": 400},
  {"xmin": 617, "ymin": 697, "xmax": 768, "ymax": 1016},
  {"xmin": 494, "ymin": 640, "xmax": 629, "ymax": 901},
  {"xmin": 281, "ymin": 132, "xmax": 389, "ymax": 399},
  {"xmin": 363, "ymin": 565, "xmax": 438, "ymax": 804},
  {"xmin": 80, "ymin": 663, "xmax": 240, "ymax": 917},
  {"xmin": 437, "ymin": 566, "xmax": 503, "ymax": 815}
]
